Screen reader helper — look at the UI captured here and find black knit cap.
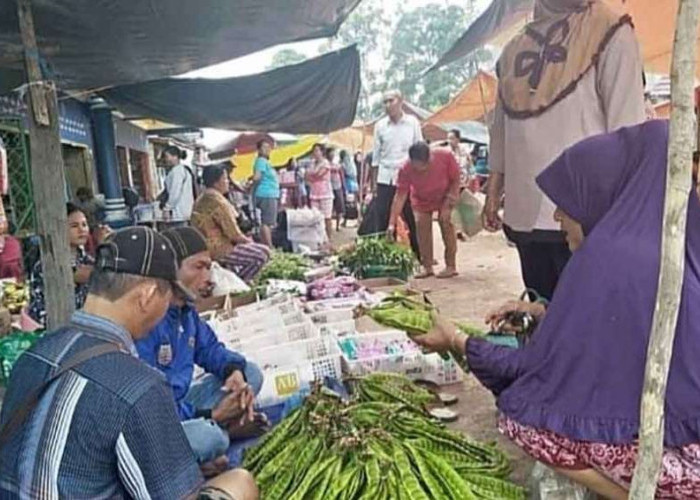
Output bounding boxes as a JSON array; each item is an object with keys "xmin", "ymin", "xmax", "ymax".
[
  {"xmin": 95, "ymin": 226, "xmax": 194, "ymax": 299},
  {"xmin": 161, "ymin": 227, "xmax": 209, "ymax": 264}
]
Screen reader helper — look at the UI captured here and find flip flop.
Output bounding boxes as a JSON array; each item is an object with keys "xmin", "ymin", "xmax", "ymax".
[{"xmin": 436, "ymin": 270, "xmax": 458, "ymax": 279}]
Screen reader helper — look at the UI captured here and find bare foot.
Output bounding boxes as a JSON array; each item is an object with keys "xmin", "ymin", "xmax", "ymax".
[{"xmin": 436, "ymin": 268, "xmax": 458, "ymax": 279}]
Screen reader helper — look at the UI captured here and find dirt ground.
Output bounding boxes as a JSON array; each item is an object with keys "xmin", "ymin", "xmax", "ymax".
[{"xmin": 334, "ymin": 222, "xmax": 536, "ymax": 488}]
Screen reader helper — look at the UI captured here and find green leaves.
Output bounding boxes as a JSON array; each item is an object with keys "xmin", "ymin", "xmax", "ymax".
[
  {"xmin": 256, "ymin": 251, "xmax": 310, "ymax": 285},
  {"xmin": 339, "ymin": 236, "xmax": 416, "ymax": 278}
]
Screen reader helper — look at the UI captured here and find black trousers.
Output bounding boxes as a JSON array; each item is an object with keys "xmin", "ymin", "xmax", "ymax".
[
  {"xmin": 513, "ymin": 239, "xmax": 571, "ymax": 301},
  {"xmin": 505, "ymin": 226, "xmax": 571, "ymax": 301},
  {"xmin": 375, "ymin": 183, "xmax": 421, "ymax": 260}
]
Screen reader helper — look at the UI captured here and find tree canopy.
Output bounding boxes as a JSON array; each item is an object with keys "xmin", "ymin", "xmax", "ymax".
[
  {"xmin": 267, "ymin": 48, "xmax": 307, "ymax": 70},
  {"xmin": 386, "ymin": 3, "xmax": 493, "ymax": 110},
  {"xmin": 320, "ymin": 0, "xmax": 493, "ymax": 119}
]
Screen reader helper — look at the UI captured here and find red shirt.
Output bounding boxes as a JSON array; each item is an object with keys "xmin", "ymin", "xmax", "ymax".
[{"xmin": 397, "ymin": 149, "xmax": 460, "ymax": 212}]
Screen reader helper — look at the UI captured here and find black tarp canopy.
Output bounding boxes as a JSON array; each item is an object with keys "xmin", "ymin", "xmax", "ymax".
[
  {"xmin": 101, "ymin": 46, "xmax": 361, "ymax": 134},
  {"xmin": 429, "ymin": 0, "xmax": 532, "ymax": 72},
  {"xmin": 0, "ymin": 0, "xmax": 361, "ymax": 92}
]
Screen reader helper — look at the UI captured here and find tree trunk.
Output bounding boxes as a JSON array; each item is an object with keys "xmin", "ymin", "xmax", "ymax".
[
  {"xmin": 17, "ymin": 0, "xmax": 75, "ymax": 330},
  {"xmin": 629, "ymin": 0, "xmax": 700, "ymax": 497}
]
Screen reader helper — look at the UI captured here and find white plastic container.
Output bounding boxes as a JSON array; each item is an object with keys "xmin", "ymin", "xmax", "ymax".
[{"xmin": 337, "ymin": 330, "xmax": 464, "ymax": 386}]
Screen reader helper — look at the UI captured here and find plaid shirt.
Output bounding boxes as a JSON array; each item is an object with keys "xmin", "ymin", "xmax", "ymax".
[{"xmin": 0, "ymin": 311, "xmax": 203, "ymax": 499}]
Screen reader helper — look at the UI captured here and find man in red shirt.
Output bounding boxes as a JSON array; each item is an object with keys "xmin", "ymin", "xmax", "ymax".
[{"xmin": 388, "ymin": 142, "xmax": 460, "ymax": 279}]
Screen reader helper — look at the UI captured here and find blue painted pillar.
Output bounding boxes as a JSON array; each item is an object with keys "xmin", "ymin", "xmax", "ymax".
[{"xmin": 89, "ymin": 97, "xmax": 129, "ymax": 225}]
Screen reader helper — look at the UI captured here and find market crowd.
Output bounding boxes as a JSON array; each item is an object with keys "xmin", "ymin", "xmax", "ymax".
[{"xmin": 2, "ymin": 0, "xmax": 700, "ymax": 497}]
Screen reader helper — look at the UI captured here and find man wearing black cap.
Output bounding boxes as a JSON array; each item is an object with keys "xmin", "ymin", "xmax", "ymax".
[
  {"xmin": 0, "ymin": 227, "xmax": 258, "ymax": 500},
  {"xmin": 137, "ymin": 227, "xmax": 264, "ymax": 466}
]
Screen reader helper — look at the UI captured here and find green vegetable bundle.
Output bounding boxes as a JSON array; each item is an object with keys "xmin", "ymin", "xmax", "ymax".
[
  {"xmin": 350, "ymin": 372, "xmax": 437, "ymax": 409},
  {"xmin": 256, "ymin": 252, "xmax": 310, "ymax": 284},
  {"xmin": 339, "ymin": 236, "xmax": 416, "ymax": 278},
  {"xmin": 244, "ymin": 376, "xmax": 525, "ymax": 499},
  {"xmin": 366, "ymin": 293, "xmax": 435, "ymax": 336}
]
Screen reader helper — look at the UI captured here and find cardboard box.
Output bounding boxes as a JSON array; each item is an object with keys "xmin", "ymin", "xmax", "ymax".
[{"xmin": 195, "ymin": 291, "xmax": 257, "ymax": 313}]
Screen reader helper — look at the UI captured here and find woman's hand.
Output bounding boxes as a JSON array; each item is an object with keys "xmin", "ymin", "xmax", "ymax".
[
  {"xmin": 412, "ymin": 312, "xmax": 468, "ymax": 356},
  {"xmin": 95, "ymin": 224, "xmax": 113, "ymax": 245},
  {"xmin": 74, "ymin": 265, "xmax": 93, "ymax": 285},
  {"xmin": 485, "ymin": 300, "xmax": 546, "ymax": 332}
]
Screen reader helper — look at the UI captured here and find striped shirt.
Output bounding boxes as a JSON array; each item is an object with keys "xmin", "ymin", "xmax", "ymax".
[{"xmin": 0, "ymin": 311, "xmax": 203, "ymax": 499}]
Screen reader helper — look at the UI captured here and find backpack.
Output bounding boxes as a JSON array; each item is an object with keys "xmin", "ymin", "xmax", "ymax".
[{"xmin": 158, "ymin": 165, "xmax": 199, "ymax": 209}]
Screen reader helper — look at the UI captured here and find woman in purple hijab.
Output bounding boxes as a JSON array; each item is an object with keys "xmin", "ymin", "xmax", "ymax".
[{"xmin": 416, "ymin": 120, "xmax": 700, "ymax": 499}]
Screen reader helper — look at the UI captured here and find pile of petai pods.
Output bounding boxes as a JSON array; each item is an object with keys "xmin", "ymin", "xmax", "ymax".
[{"xmin": 244, "ymin": 373, "xmax": 525, "ymax": 499}]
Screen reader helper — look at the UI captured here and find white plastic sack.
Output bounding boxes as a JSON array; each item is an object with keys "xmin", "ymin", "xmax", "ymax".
[
  {"xmin": 210, "ymin": 262, "xmax": 250, "ymax": 296},
  {"xmin": 287, "ymin": 208, "xmax": 327, "ymax": 251},
  {"xmin": 529, "ymin": 463, "xmax": 596, "ymax": 500},
  {"xmin": 453, "ymin": 190, "xmax": 483, "ymax": 237}
]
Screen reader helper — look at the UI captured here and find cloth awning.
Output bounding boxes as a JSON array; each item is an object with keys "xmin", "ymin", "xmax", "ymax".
[
  {"xmin": 426, "ymin": 71, "xmax": 498, "ymax": 124},
  {"xmin": 429, "ymin": 0, "xmax": 532, "ymax": 72},
  {"xmin": 0, "ymin": 0, "xmax": 361, "ymax": 92},
  {"xmin": 100, "ymin": 46, "xmax": 361, "ymax": 135},
  {"xmin": 423, "ymin": 121, "xmax": 489, "ymax": 145},
  {"xmin": 327, "ymin": 126, "xmax": 374, "ymax": 153},
  {"xmin": 231, "ymin": 135, "xmax": 321, "ymax": 180}
]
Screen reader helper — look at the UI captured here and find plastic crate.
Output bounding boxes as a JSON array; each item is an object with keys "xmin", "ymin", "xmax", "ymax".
[
  {"xmin": 234, "ymin": 294, "xmax": 294, "ymax": 315},
  {"xmin": 236, "ymin": 299, "xmax": 299, "ymax": 320},
  {"xmin": 304, "ymin": 297, "xmax": 367, "ymax": 312},
  {"xmin": 250, "ymin": 335, "xmax": 342, "ymax": 381},
  {"xmin": 337, "ymin": 330, "xmax": 464, "ymax": 386},
  {"xmin": 317, "ymin": 320, "xmax": 356, "ymax": 337},
  {"xmin": 309, "ymin": 308, "xmax": 355, "ymax": 325},
  {"xmin": 228, "ymin": 320, "xmax": 320, "ymax": 354},
  {"xmin": 213, "ymin": 310, "xmax": 312, "ymax": 348}
]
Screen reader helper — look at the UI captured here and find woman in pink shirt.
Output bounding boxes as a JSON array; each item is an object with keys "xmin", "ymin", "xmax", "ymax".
[
  {"xmin": 306, "ymin": 143, "xmax": 334, "ymax": 238},
  {"xmin": 389, "ymin": 142, "xmax": 460, "ymax": 278}
]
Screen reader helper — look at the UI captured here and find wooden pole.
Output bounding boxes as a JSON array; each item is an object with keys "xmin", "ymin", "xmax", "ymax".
[
  {"xmin": 629, "ymin": 0, "xmax": 699, "ymax": 497},
  {"xmin": 17, "ymin": 0, "xmax": 75, "ymax": 329}
]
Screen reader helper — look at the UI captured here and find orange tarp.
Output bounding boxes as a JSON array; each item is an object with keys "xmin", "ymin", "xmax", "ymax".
[
  {"xmin": 426, "ymin": 71, "xmax": 498, "ymax": 125},
  {"xmin": 327, "ymin": 126, "xmax": 374, "ymax": 153},
  {"xmin": 603, "ymin": 0, "xmax": 700, "ymax": 78}
]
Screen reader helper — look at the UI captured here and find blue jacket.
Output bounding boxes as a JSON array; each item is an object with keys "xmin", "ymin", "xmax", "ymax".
[{"xmin": 136, "ymin": 304, "xmax": 247, "ymax": 420}]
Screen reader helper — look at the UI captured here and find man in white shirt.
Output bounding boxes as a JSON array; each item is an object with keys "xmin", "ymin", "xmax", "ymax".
[
  {"xmin": 162, "ymin": 145, "xmax": 195, "ymax": 225},
  {"xmin": 371, "ymin": 90, "xmax": 423, "ymax": 257}
]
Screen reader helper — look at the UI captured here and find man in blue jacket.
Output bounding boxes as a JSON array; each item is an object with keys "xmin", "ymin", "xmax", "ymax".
[{"xmin": 136, "ymin": 227, "xmax": 264, "ymax": 465}]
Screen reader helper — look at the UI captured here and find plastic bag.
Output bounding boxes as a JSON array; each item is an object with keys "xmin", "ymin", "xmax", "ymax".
[
  {"xmin": 211, "ymin": 262, "xmax": 250, "ymax": 297},
  {"xmin": 453, "ymin": 189, "xmax": 483, "ymax": 237},
  {"xmin": 0, "ymin": 331, "xmax": 42, "ymax": 381},
  {"xmin": 529, "ymin": 463, "xmax": 596, "ymax": 500}
]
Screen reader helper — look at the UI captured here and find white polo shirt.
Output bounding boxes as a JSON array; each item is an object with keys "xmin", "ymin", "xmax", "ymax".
[{"xmin": 372, "ymin": 113, "xmax": 423, "ymax": 185}]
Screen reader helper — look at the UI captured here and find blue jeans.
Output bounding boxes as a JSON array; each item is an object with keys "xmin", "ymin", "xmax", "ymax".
[{"xmin": 181, "ymin": 363, "xmax": 263, "ymax": 463}]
